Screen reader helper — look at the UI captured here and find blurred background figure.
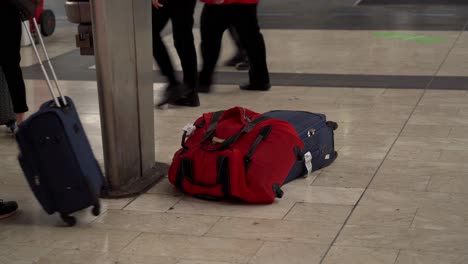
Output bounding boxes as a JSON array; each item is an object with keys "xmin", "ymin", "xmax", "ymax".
[
  {"xmin": 152, "ymin": 0, "xmax": 200, "ymax": 107},
  {"xmin": 0, "ymin": 0, "xmax": 30, "ymax": 124},
  {"xmin": 225, "ymin": 26, "xmax": 250, "ymax": 71},
  {"xmin": 198, "ymin": 0, "xmax": 270, "ymax": 93}
]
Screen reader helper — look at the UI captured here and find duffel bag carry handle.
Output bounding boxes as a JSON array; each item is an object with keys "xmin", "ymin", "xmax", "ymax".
[
  {"xmin": 200, "ymin": 110, "xmax": 225, "ymax": 144},
  {"xmin": 200, "ymin": 114, "xmax": 270, "ymax": 152},
  {"xmin": 22, "ymin": 18, "xmax": 68, "ymax": 108}
]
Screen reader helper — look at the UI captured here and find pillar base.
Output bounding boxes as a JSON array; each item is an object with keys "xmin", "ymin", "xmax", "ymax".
[{"xmin": 101, "ymin": 162, "xmax": 169, "ymax": 198}]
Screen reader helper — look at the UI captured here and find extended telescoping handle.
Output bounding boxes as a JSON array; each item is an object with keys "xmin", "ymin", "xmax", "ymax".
[{"xmin": 22, "ymin": 18, "xmax": 67, "ymax": 107}]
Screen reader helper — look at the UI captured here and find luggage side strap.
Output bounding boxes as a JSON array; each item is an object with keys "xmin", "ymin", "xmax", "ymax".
[
  {"xmin": 217, "ymin": 156, "xmax": 231, "ymax": 198},
  {"xmin": 244, "ymin": 126, "xmax": 272, "ymax": 172},
  {"xmin": 175, "ymin": 158, "xmax": 193, "ymax": 190},
  {"xmin": 201, "ymin": 111, "xmax": 225, "ymax": 143}
]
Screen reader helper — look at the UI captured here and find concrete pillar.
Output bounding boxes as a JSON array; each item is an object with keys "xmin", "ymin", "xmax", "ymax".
[{"xmin": 89, "ymin": 0, "xmax": 165, "ymax": 197}]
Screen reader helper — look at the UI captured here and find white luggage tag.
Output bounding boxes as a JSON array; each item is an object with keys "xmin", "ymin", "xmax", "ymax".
[
  {"xmin": 182, "ymin": 123, "xmax": 196, "ymax": 136},
  {"xmin": 304, "ymin": 151, "xmax": 313, "ymax": 177}
]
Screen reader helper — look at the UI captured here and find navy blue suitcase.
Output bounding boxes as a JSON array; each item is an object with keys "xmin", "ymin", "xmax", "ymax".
[
  {"xmin": 15, "ymin": 20, "xmax": 104, "ymax": 226},
  {"xmin": 264, "ymin": 110, "xmax": 338, "ymax": 184}
]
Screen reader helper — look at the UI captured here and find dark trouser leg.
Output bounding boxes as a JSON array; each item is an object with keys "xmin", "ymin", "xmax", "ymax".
[
  {"xmin": 171, "ymin": 0, "xmax": 198, "ymax": 92},
  {"xmin": 226, "ymin": 26, "xmax": 247, "ymax": 66},
  {"xmin": 232, "ymin": 4, "xmax": 269, "ymax": 86},
  {"xmin": 2, "ymin": 65, "xmax": 28, "ymax": 113},
  {"xmin": 228, "ymin": 26, "xmax": 244, "ymax": 55},
  {"xmin": 0, "ymin": 9, "xmax": 28, "ymax": 114},
  {"xmin": 199, "ymin": 4, "xmax": 230, "ymax": 88},
  {"xmin": 152, "ymin": 4, "xmax": 177, "ymax": 84}
]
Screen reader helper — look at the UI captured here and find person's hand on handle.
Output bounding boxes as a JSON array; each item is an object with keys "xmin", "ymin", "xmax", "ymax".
[{"xmin": 152, "ymin": 0, "xmax": 163, "ymax": 9}]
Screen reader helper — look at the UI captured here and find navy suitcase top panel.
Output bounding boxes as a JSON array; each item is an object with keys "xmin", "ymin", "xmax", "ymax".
[{"xmin": 264, "ymin": 111, "xmax": 326, "ymax": 138}]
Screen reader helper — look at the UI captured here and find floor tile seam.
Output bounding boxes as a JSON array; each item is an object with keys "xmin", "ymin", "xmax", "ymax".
[
  {"xmin": 409, "ymin": 208, "xmax": 420, "ymax": 229},
  {"xmin": 432, "ymin": 21, "xmax": 468, "ymax": 81},
  {"xmin": 245, "ymin": 240, "xmax": 266, "ymax": 264},
  {"xmin": 88, "ymin": 224, "xmax": 222, "ymax": 237},
  {"xmin": 393, "ymin": 249, "xmax": 402, "ymax": 264},
  {"xmin": 201, "ymin": 216, "xmax": 223, "ymax": 237},
  {"xmin": 200, "ymin": 233, "xmax": 337, "ymax": 246},
  {"xmin": 280, "ymin": 201, "xmax": 299, "ymax": 220},
  {"xmin": 309, "ymin": 171, "xmax": 322, "ymax": 186},
  {"xmin": 120, "ymin": 196, "xmax": 138, "ymax": 210},
  {"xmin": 113, "ymin": 231, "xmax": 144, "ymax": 254},
  {"xmin": 318, "ymin": 69, "xmax": 430, "ymax": 264},
  {"xmin": 163, "ymin": 209, "xmax": 294, "ymax": 220},
  {"xmin": 196, "ymin": 215, "xmax": 348, "ymax": 226},
  {"xmin": 321, "ymin": 241, "xmax": 468, "ymax": 254}
]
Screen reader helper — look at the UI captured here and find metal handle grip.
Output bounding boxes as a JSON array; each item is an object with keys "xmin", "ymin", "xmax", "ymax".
[{"xmin": 22, "ymin": 18, "xmax": 67, "ymax": 107}]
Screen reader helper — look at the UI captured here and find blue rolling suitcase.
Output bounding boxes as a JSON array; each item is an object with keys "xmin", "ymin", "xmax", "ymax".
[
  {"xmin": 264, "ymin": 110, "xmax": 338, "ymax": 184},
  {"xmin": 15, "ymin": 19, "xmax": 104, "ymax": 226}
]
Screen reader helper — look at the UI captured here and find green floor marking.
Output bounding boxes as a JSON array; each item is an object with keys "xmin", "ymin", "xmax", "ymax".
[{"xmin": 373, "ymin": 32, "xmax": 447, "ymax": 43}]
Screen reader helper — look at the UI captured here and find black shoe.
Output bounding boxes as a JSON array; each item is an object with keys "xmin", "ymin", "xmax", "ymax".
[
  {"xmin": 239, "ymin": 83, "xmax": 271, "ymax": 91},
  {"xmin": 0, "ymin": 200, "xmax": 18, "ymax": 220},
  {"xmin": 156, "ymin": 83, "xmax": 189, "ymax": 107},
  {"xmin": 235, "ymin": 61, "xmax": 250, "ymax": 71},
  {"xmin": 170, "ymin": 92, "xmax": 200, "ymax": 107},
  {"xmin": 198, "ymin": 83, "xmax": 211, "ymax": 94},
  {"xmin": 225, "ymin": 54, "xmax": 247, "ymax": 67}
]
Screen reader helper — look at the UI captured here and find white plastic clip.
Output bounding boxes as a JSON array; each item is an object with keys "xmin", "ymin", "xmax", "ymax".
[
  {"xmin": 182, "ymin": 123, "xmax": 196, "ymax": 136},
  {"xmin": 304, "ymin": 151, "xmax": 313, "ymax": 177}
]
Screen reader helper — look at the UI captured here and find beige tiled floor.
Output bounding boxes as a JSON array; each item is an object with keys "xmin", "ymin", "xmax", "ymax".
[{"xmin": 3, "ymin": 80, "xmax": 468, "ymax": 263}]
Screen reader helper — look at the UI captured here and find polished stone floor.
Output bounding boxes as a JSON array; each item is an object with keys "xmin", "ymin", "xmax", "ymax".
[{"xmin": 2, "ymin": 0, "xmax": 468, "ymax": 263}]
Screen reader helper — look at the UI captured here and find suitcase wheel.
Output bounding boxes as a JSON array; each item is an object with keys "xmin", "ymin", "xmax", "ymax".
[
  {"xmin": 92, "ymin": 202, "xmax": 101, "ymax": 216},
  {"xmin": 60, "ymin": 213, "xmax": 77, "ymax": 227},
  {"xmin": 326, "ymin": 121, "xmax": 338, "ymax": 131},
  {"xmin": 6, "ymin": 120, "xmax": 17, "ymax": 133},
  {"xmin": 39, "ymin": 9, "xmax": 56, "ymax": 37}
]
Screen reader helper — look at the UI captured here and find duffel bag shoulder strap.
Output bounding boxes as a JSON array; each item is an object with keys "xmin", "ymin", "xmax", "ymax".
[
  {"xmin": 200, "ymin": 115, "xmax": 271, "ymax": 151},
  {"xmin": 218, "ymin": 115, "xmax": 270, "ymax": 150},
  {"xmin": 201, "ymin": 110, "xmax": 224, "ymax": 143},
  {"xmin": 180, "ymin": 111, "xmax": 223, "ymax": 150}
]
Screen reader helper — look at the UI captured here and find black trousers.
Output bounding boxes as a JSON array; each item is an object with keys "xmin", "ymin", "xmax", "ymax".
[
  {"xmin": 152, "ymin": 0, "xmax": 198, "ymax": 90},
  {"xmin": 199, "ymin": 4, "xmax": 269, "ymax": 86},
  {"xmin": 228, "ymin": 26, "xmax": 246, "ymax": 58},
  {"xmin": 0, "ymin": 3, "xmax": 28, "ymax": 114}
]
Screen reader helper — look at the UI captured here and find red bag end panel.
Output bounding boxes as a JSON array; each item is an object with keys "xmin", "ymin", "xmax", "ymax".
[{"xmin": 229, "ymin": 120, "xmax": 304, "ymax": 203}]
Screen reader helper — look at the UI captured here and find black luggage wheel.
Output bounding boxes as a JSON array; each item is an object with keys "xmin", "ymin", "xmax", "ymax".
[
  {"xmin": 326, "ymin": 121, "xmax": 338, "ymax": 131},
  {"xmin": 6, "ymin": 120, "xmax": 17, "ymax": 133},
  {"xmin": 92, "ymin": 202, "xmax": 101, "ymax": 216},
  {"xmin": 60, "ymin": 213, "xmax": 77, "ymax": 227},
  {"xmin": 39, "ymin": 9, "xmax": 56, "ymax": 37}
]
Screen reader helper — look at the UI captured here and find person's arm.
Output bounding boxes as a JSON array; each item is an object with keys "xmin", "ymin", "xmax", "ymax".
[{"xmin": 152, "ymin": 0, "xmax": 163, "ymax": 9}]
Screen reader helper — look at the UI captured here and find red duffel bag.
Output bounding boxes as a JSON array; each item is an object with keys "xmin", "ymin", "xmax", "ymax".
[{"xmin": 168, "ymin": 107, "xmax": 304, "ymax": 204}]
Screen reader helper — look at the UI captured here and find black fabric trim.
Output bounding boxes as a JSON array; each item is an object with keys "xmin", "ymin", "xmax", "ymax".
[
  {"xmin": 217, "ymin": 156, "xmax": 231, "ymax": 198},
  {"xmin": 201, "ymin": 111, "xmax": 224, "ymax": 143},
  {"xmin": 294, "ymin": 146, "xmax": 303, "ymax": 161},
  {"xmin": 244, "ymin": 126, "xmax": 272, "ymax": 173},
  {"xmin": 175, "ymin": 158, "xmax": 192, "ymax": 190},
  {"xmin": 177, "ymin": 157, "xmax": 221, "ymax": 188},
  {"xmin": 272, "ymin": 184, "xmax": 284, "ymax": 198},
  {"xmin": 195, "ymin": 119, "xmax": 206, "ymax": 128},
  {"xmin": 181, "ymin": 131, "xmax": 189, "ymax": 150},
  {"xmin": 217, "ymin": 115, "xmax": 271, "ymax": 151}
]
